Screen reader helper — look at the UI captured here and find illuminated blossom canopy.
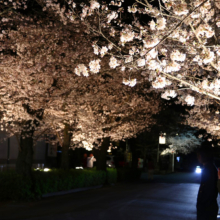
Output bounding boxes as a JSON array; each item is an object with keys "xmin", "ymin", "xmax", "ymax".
[
  {"xmin": 0, "ymin": 1, "xmax": 161, "ymax": 153},
  {"xmin": 161, "ymin": 131, "xmax": 202, "ymax": 155},
  {"xmin": 1, "ymin": 0, "xmax": 220, "ymax": 150},
  {"xmin": 41, "ymin": 0, "xmax": 218, "ymax": 105},
  {"xmin": 47, "ymin": 0, "xmax": 220, "ymax": 141}
]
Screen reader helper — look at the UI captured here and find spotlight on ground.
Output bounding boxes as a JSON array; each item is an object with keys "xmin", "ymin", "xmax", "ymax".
[
  {"xmin": 43, "ymin": 168, "xmax": 50, "ymax": 172},
  {"xmin": 75, "ymin": 167, "xmax": 83, "ymax": 169}
]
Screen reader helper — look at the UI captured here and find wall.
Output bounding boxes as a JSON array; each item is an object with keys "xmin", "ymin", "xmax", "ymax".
[{"xmin": 0, "ymin": 132, "xmax": 47, "ymax": 168}]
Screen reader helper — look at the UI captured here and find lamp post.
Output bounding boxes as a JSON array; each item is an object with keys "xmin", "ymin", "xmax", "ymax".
[
  {"xmin": 172, "ymin": 151, "xmax": 174, "ymax": 172},
  {"xmin": 169, "ymin": 144, "xmax": 175, "ymax": 172},
  {"xmin": 157, "ymin": 133, "xmax": 166, "ymax": 166}
]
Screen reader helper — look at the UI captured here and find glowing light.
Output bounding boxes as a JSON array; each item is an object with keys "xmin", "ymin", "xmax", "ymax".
[
  {"xmin": 195, "ymin": 166, "xmax": 202, "ymax": 174},
  {"xmin": 43, "ymin": 168, "xmax": 50, "ymax": 172},
  {"xmin": 75, "ymin": 167, "xmax": 83, "ymax": 169},
  {"xmin": 159, "ymin": 136, "xmax": 166, "ymax": 144}
]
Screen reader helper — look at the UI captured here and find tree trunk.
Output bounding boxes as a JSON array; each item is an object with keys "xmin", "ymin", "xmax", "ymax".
[
  {"xmin": 130, "ymin": 139, "xmax": 138, "ymax": 169},
  {"xmin": 93, "ymin": 137, "xmax": 110, "ymax": 171},
  {"xmin": 16, "ymin": 132, "xmax": 34, "ymax": 177},
  {"xmin": 61, "ymin": 124, "xmax": 71, "ymax": 170}
]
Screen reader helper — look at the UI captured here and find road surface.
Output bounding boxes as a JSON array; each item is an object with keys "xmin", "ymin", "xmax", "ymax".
[{"xmin": 0, "ymin": 172, "xmax": 219, "ymax": 220}]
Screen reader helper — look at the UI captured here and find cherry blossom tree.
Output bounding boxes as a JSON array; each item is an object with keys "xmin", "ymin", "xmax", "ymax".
[
  {"xmin": 161, "ymin": 131, "xmax": 202, "ymax": 155},
  {"xmin": 44, "ymin": 79, "xmax": 161, "ymax": 169},
  {"xmin": 54, "ymin": 0, "xmax": 220, "ymax": 142},
  {"xmin": 2, "ymin": 0, "xmax": 220, "ymax": 173},
  {"xmin": 0, "ymin": 1, "xmax": 99, "ymax": 172},
  {"xmin": 0, "ymin": 1, "xmax": 161, "ymax": 173},
  {"xmin": 186, "ymin": 105, "xmax": 220, "ymax": 141},
  {"xmin": 43, "ymin": 0, "xmax": 220, "ymax": 107}
]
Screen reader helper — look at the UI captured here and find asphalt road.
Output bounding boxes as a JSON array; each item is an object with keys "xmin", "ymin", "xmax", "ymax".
[{"xmin": 0, "ymin": 172, "xmax": 219, "ymax": 220}]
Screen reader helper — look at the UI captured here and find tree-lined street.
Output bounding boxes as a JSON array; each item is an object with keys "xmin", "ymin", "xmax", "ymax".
[
  {"xmin": 0, "ymin": 172, "xmax": 216, "ymax": 220},
  {"xmin": 1, "ymin": 0, "xmax": 220, "ymax": 219},
  {"xmin": 0, "ymin": 0, "xmax": 220, "ymax": 175}
]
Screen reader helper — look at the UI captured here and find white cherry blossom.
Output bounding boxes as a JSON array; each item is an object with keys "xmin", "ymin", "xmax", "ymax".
[
  {"xmin": 157, "ymin": 17, "xmax": 166, "ymax": 30},
  {"xmin": 125, "ymin": 56, "xmax": 133, "ymax": 63},
  {"xmin": 152, "ymin": 76, "xmax": 167, "ymax": 89},
  {"xmin": 173, "ymin": 3, "xmax": 189, "ymax": 16},
  {"xmin": 90, "ymin": 0, "xmax": 100, "ymax": 10},
  {"xmin": 107, "ymin": 11, "xmax": 118, "ymax": 23},
  {"xmin": 122, "ymin": 78, "xmax": 137, "ymax": 87},
  {"xmin": 100, "ymin": 46, "xmax": 108, "ymax": 57},
  {"xmin": 120, "ymin": 30, "xmax": 135, "ymax": 43},
  {"xmin": 89, "ymin": 59, "xmax": 101, "ymax": 73},
  {"xmin": 74, "ymin": 64, "xmax": 89, "ymax": 77},
  {"xmin": 143, "ymin": 38, "xmax": 159, "ymax": 48},
  {"xmin": 149, "ymin": 20, "xmax": 156, "ymax": 30},
  {"xmin": 170, "ymin": 50, "xmax": 186, "ymax": 62},
  {"xmin": 202, "ymin": 49, "xmax": 214, "ymax": 64},
  {"xmin": 161, "ymin": 90, "xmax": 177, "ymax": 100},
  {"xmin": 137, "ymin": 58, "xmax": 145, "ymax": 67},
  {"xmin": 185, "ymin": 95, "xmax": 195, "ymax": 106},
  {"xmin": 93, "ymin": 45, "xmax": 99, "ymax": 55},
  {"xmin": 109, "ymin": 56, "xmax": 119, "ymax": 69},
  {"xmin": 163, "ymin": 61, "xmax": 181, "ymax": 73}
]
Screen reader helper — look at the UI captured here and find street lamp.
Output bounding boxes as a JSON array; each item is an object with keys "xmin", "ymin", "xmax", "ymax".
[
  {"xmin": 159, "ymin": 135, "xmax": 166, "ymax": 144},
  {"xmin": 157, "ymin": 132, "xmax": 166, "ymax": 164}
]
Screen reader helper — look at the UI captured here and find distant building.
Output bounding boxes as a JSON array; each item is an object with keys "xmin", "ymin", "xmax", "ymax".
[{"xmin": 0, "ymin": 131, "xmax": 55, "ymax": 170}]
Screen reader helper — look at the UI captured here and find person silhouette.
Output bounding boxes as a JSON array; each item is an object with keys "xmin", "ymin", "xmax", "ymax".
[
  {"xmin": 197, "ymin": 143, "xmax": 218, "ymax": 220},
  {"xmin": 87, "ymin": 153, "xmax": 96, "ymax": 168}
]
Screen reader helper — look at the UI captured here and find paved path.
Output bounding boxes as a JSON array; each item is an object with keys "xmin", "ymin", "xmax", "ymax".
[
  {"xmin": 0, "ymin": 172, "xmax": 219, "ymax": 220},
  {"xmin": 141, "ymin": 171, "xmax": 201, "ymax": 183}
]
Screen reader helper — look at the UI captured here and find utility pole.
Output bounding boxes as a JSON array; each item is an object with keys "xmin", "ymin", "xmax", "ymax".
[
  {"xmin": 157, "ymin": 143, "xmax": 159, "ymax": 163},
  {"xmin": 7, "ymin": 137, "xmax": 10, "ymax": 170},
  {"xmin": 172, "ymin": 152, "xmax": 175, "ymax": 172}
]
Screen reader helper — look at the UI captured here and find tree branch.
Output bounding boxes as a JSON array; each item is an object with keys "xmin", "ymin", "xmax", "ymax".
[{"xmin": 161, "ymin": 71, "xmax": 220, "ymax": 101}]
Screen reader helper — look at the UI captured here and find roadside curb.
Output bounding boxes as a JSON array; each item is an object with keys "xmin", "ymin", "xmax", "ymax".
[{"xmin": 42, "ymin": 185, "xmax": 103, "ymax": 198}]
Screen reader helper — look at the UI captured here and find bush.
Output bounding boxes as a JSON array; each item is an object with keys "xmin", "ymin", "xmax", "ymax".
[
  {"xmin": 83, "ymin": 169, "xmax": 106, "ymax": 187},
  {"xmin": 33, "ymin": 169, "xmax": 106, "ymax": 197},
  {"xmin": 33, "ymin": 171, "xmax": 60, "ymax": 196},
  {"xmin": 0, "ymin": 169, "xmax": 107, "ymax": 200},
  {"xmin": 0, "ymin": 167, "xmax": 141, "ymax": 201},
  {"xmin": 0, "ymin": 171, "xmax": 33, "ymax": 200},
  {"xmin": 106, "ymin": 168, "xmax": 117, "ymax": 184}
]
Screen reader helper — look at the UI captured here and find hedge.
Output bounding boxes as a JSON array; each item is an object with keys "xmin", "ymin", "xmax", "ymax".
[
  {"xmin": 34, "ymin": 169, "xmax": 107, "ymax": 196},
  {"xmin": 0, "ymin": 169, "xmax": 110, "ymax": 200},
  {"xmin": 106, "ymin": 168, "xmax": 117, "ymax": 184},
  {"xmin": 0, "ymin": 171, "xmax": 34, "ymax": 200},
  {"xmin": 0, "ymin": 168, "xmax": 140, "ymax": 201}
]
